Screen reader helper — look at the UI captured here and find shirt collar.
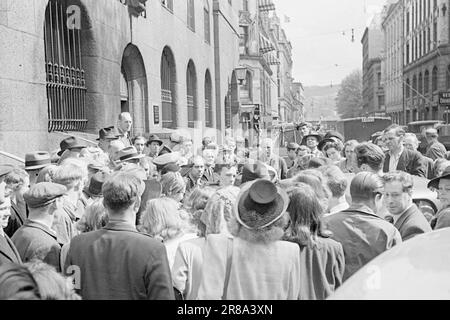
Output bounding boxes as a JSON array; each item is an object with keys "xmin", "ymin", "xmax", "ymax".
[
  {"xmin": 345, "ymin": 204, "xmax": 379, "ymax": 218},
  {"xmin": 389, "ymin": 145, "xmax": 404, "ymax": 158},
  {"xmin": 104, "ymin": 220, "xmax": 138, "ymax": 233}
]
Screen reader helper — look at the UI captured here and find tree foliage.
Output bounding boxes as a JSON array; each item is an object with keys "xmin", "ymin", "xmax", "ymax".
[{"xmin": 336, "ymin": 70, "xmax": 363, "ymax": 119}]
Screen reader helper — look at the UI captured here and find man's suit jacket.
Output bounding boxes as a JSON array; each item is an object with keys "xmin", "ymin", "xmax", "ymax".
[
  {"xmin": 0, "ymin": 233, "xmax": 22, "ymax": 265},
  {"xmin": 202, "ymin": 166, "xmax": 220, "ymax": 186},
  {"xmin": 64, "ymin": 221, "xmax": 174, "ymax": 300},
  {"xmin": 4, "ymin": 201, "xmax": 28, "ymax": 238},
  {"xmin": 393, "ymin": 204, "xmax": 432, "ymax": 241},
  {"xmin": 383, "ymin": 149, "xmax": 426, "ymax": 177},
  {"xmin": 426, "ymin": 141, "xmax": 447, "ymax": 161}
]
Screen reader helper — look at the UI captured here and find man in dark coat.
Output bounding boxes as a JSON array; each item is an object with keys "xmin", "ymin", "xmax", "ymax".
[
  {"xmin": 12, "ymin": 182, "xmax": 66, "ymax": 271},
  {"xmin": 383, "ymin": 125, "xmax": 426, "ymax": 178},
  {"xmin": 323, "ymin": 172, "xmax": 402, "ymax": 281},
  {"xmin": 64, "ymin": 172, "xmax": 174, "ymax": 300},
  {"xmin": 383, "ymin": 171, "xmax": 432, "ymax": 241},
  {"xmin": 0, "ymin": 197, "xmax": 22, "ymax": 265}
]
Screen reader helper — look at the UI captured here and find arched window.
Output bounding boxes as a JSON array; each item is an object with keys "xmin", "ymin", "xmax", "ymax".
[
  {"xmin": 406, "ymin": 78, "xmax": 410, "ymax": 98},
  {"xmin": 204, "ymin": 0, "xmax": 210, "ymax": 44},
  {"xmin": 432, "ymin": 66, "xmax": 438, "ymax": 92},
  {"xmin": 424, "ymin": 70, "xmax": 429, "ymax": 94},
  {"xmin": 187, "ymin": 60, "xmax": 198, "ymax": 128},
  {"xmin": 418, "ymin": 72, "xmax": 423, "ymax": 94},
  {"xmin": 205, "ymin": 70, "xmax": 213, "ymax": 128},
  {"xmin": 44, "ymin": 0, "xmax": 87, "ymax": 132},
  {"xmin": 187, "ymin": 0, "xmax": 195, "ymax": 31},
  {"xmin": 446, "ymin": 65, "xmax": 450, "ymax": 89},
  {"xmin": 412, "ymin": 75, "xmax": 417, "ymax": 96},
  {"xmin": 161, "ymin": 46, "xmax": 177, "ymax": 129}
]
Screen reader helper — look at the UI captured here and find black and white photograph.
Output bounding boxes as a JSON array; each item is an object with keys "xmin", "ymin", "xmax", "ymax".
[{"xmin": 1, "ymin": 0, "xmax": 450, "ymax": 305}]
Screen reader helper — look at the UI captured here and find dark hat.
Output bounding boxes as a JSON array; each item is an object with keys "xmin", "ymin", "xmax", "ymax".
[
  {"xmin": 97, "ymin": 126, "xmax": 120, "ymax": 141},
  {"xmin": 25, "ymin": 152, "xmax": 51, "ymax": 171},
  {"xmin": 161, "ymin": 163, "xmax": 181, "ymax": 175},
  {"xmin": 301, "ymin": 132, "xmax": 323, "ymax": 145},
  {"xmin": 23, "ymin": 182, "xmax": 67, "ymax": 209},
  {"xmin": 318, "ymin": 137, "xmax": 343, "ymax": 151},
  {"xmin": 58, "ymin": 136, "xmax": 86, "ymax": 156},
  {"xmin": 116, "ymin": 147, "xmax": 145, "ymax": 163},
  {"xmin": 0, "ymin": 164, "xmax": 15, "ymax": 178},
  {"xmin": 428, "ymin": 166, "xmax": 450, "ymax": 189},
  {"xmin": 323, "ymin": 131, "xmax": 344, "ymax": 142},
  {"xmin": 158, "ymin": 145, "xmax": 172, "ymax": 156},
  {"xmin": 84, "ymin": 172, "xmax": 107, "ymax": 198},
  {"xmin": 236, "ymin": 179, "xmax": 289, "ymax": 230},
  {"xmin": 287, "ymin": 142, "xmax": 300, "ymax": 151},
  {"xmin": 241, "ymin": 162, "xmax": 271, "ymax": 184},
  {"xmin": 147, "ymin": 134, "xmax": 163, "ymax": 146}
]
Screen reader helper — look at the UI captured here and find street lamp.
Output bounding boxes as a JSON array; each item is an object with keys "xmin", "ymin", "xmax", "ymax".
[{"xmin": 235, "ymin": 66, "xmax": 248, "ymax": 85}]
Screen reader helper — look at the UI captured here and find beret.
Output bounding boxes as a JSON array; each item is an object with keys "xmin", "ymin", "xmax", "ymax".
[{"xmin": 23, "ymin": 182, "xmax": 67, "ymax": 208}]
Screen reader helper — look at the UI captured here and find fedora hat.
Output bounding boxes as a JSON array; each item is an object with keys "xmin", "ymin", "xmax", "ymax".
[
  {"xmin": 97, "ymin": 126, "xmax": 120, "ymax": 141},
  {"xmin": 25, "ymin": 152, "xmax": 52, "ymax": 171},
  {"xmin": 158, "ymin": 145, "xmax": 172, "ymax": 156},
  {"xmin": 116, "ymin": 147, "xmax": 145, "ymax": 163},
  {"xmin": 286, "ymin": 142, "xmax": 300, "ymax": 151},
  {"xmin": 301, "ymin": 132, "xmax": 323, "ymax": 146},
  {"xmin": 84, "ymin": 172, "xmax": 107, "ymax": 198},
  {"xmin": 235, "ymin": 179, "xmax": 289, "ymax": 230},
  {"xmin": 428, "ymin": 166, "xmax": 450, "ymax": 189},
  {"xmin": 58, "ymin": 137, "xmax": 86, "ymax": 156},
  {"xmin": 147, "ymin": 134, "xmax": 163, "ymax": 146}
]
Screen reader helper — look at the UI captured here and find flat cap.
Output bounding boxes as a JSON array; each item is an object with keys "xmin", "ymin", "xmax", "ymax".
[
  {"xmin": 24, "ymin": 182, "xmax": 67, "ymax": 209},
  {"xmin": 425, "ymin": 128, "xmax": 439, "ymax": 136},
  {"xmin": 153, "ymin": 152, "xmax": 181, "ymax": 167}
]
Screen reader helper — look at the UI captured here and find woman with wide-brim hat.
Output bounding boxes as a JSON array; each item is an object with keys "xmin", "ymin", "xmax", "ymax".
[{"xmin": 197, "ymin": 179, "xmax": 301, "ymax": 300}]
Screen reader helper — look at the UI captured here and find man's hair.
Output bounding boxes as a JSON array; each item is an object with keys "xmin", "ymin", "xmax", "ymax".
[
  {"xmin": 160, "ymin": 172, "xmax": 186, "ymax": 197},
  {"xmin": 102, "ymin": 172, "xmax": 143, "ymax": 213},
  {"xmin": 382, "ymin": 171, "xmax": 414, "ymax": 195},
  {"xmin": 192, "ymin": 156, "xmax": 205, "ymax": 166},
  {"xmin": 384, "ymin": 124, "xmax": 406, "ymax": 137},
  {"xmin": 319, "ymin": 165, "xmax": 348, "ymax": 198},
  {"xmin": 354, "ymin": 143, "xmax": 385, "ymax": 172},
  {"xmin": 350, "ymin": 172, "xmax": 384, "ymax": 203},
  {"xmin": 5, "ymin": 168, "xmax": 28, "ymax": 186},
  {"xmin": 118, "ymin": 112, "xmax": 131, "ymax": 121},
  {"xmin": 132, "ymin": 136, "xmax": 146, "ymax": 145},
  {"xmin": 404, "ymin": 132, "xmax": 419, "ymax": 144},
  {"xmin": 53, "ymin": 159, "xmax": 88, "ymax": 189}
]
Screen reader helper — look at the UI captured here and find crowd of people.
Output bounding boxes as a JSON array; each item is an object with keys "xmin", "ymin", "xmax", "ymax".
[{"xmin": 0, "ymin": 113, "xmax": 449, "ymax": 300}]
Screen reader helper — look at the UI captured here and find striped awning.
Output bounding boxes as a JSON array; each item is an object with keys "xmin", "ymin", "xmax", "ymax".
[
  {"xmin": 259, "ymin": 0, "xmax": 275, "ymax": 12},
  {"xmin": 260, "ymin": 34, "xmax": 275, "ymax": 54}
]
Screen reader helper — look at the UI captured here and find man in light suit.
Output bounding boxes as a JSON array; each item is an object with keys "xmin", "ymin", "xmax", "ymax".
[
  {"xmin": 383, "ymin": 125, "xmax": 426, "ymax": 178},
  {"xmin": 64, "ymin": 171, "xmax": 174, "ymax": 300},
  {"xmin": 383, "ymin": 171, "xmax": 432, "ymax": 241}
]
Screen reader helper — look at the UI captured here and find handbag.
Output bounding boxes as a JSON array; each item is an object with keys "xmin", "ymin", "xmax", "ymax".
[{"xmin": 221, "ymin": 237, "xmax": 233, "ymax": 300}]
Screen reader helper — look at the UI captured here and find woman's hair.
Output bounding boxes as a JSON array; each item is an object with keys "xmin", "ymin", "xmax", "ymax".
[
  {"xmin": 140, "ymin": 197, "xmax": 188, "ymax": 241},
  {"xmin": 284, "ymin": 184, "xmax": 331, "ymax": 247},
  {"xmin": 76, "ymin": 199, "xmax": 109, "ymax": 233},
  {"xmin": 183, "ymin": 187, "xmax": 215, "ymax": 214},
  {"xmin": 0, "ymin": 263, "xmax": 41, "ymax": 300},
  {"xmin": 291, "ymin": 170, "xmax": 331, "ymax": 212},
  {"xmin": 25, "ymin": 261, "xmax": 81, "ymax": 300},
  {"xmin": 4, "ymin": 168, "xmax": 29, "ymax": 186},
  {"xmin": 196, "ymin": 186, "xmax": 240, "ymax": 237},
  {"xmin": 160, "ymin": 172, "xmax": 186, "ymax": 198},
  {"xmin": 323, "ymin": 141, "xmax": 343, "ymax": 155},
  {"xmin": 343, "ymin": 140, "xmax": 359, "ymax": 156}
]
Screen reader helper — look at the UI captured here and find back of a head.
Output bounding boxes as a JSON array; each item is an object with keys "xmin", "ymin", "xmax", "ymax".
[
  {"xmin": 184, "ymin": 187, "xmax": 215, "ymax": 213},
  {"xmin": 354, "ymin": 142, "xmax": 385, "ymax": 172},
  {"xmin": 350, "ymin": 172, "xmax": 384, "ymax": 203},
  {"xmin": 25, "ymin": 261, "xmax": 80, "ymax": 300},
  {"xmin": 384, "ymin": 124, "xmax": 406, "ymax": 137},
  {"xmin": 160, "ymin": 171, "xmax": 186, "ymax": 197},
  {"xmin": 293, "ymin": 171, "xmax": 331, "ymax": 204},
  {"xmin": 53, "ymin": 159, "xmax": 88, "ymax": 189},
  {"xmin": 0, "ymin": 263, "xmax": 40, "ymax": 300},
  {"xmin": 320, "ymin": 165, "xmax": 348, "ymax": 199},
  {"xmin": 102, "ymin": 172, "xmax": 144, "ymax": 214},
  {"xmin": 77, "ymin": 199, "xmax": 109, "ymax": 233}
]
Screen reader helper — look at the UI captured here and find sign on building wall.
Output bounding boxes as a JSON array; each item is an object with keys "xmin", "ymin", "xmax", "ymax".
[
  {"xmin": 439, "ymin": 92, "xmax": 450, "ymax": 106},
  {"xmin": 153, "ymin": 105, "xmax": 160, "ymax": 125}
]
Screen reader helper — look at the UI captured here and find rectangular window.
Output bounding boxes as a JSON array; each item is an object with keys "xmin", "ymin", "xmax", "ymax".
[
  {"xmin": 204, "ymin": 8, "xmax": 210, "ymax": 44},
  {"xmin": 434, "ymin": 21, "xmax": 437, "ymax": 48},
  {"xmin": 187, "ymin": 0, "xmax": 195, "ymax": 31}
]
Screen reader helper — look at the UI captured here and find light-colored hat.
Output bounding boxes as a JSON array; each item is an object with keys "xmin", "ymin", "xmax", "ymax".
[
  {"xmin": 153, "ymin": 151, "xmax": 181, "ymax": 167},
  {"xmin": 116, "ymin": 147, "xmax": 145, "ymax": 163}
]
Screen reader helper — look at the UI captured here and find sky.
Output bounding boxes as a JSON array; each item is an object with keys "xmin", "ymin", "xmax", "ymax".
[{"xmin": 273, "ymin": 0, "xmax": 388, "ymax": 87}]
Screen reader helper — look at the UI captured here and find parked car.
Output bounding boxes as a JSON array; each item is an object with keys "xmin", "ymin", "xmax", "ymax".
[{"xmin": 328, "ymin": 228, "xmax": 450, "ymax": 299}]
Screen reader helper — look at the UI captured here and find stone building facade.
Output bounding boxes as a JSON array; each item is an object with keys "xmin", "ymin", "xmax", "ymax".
[
  {"xmin": 0, "ymin": 0, "xmax": 241, "ymax": 158},
  {"xmin": 403, "ymin": 0, "xmax": 450, "ymax": 123},
  {"xmin": 383, "ymin": 0, "xmax": 404, "ymax": 124}
]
